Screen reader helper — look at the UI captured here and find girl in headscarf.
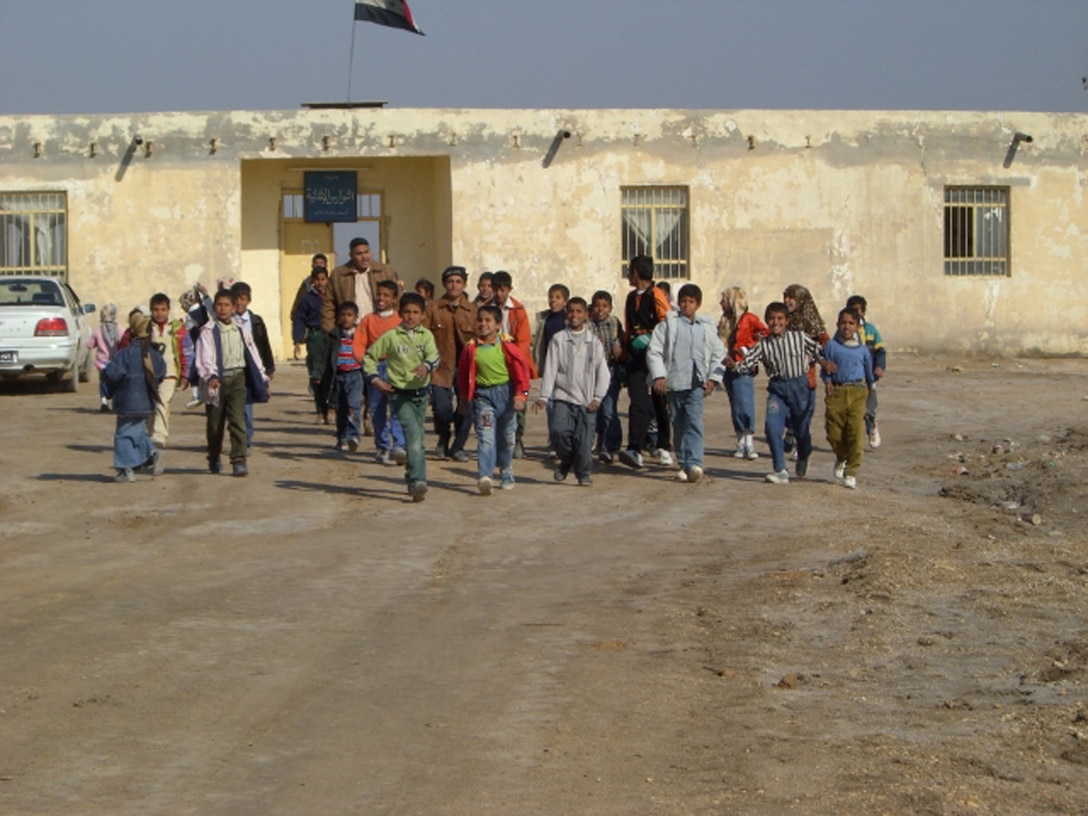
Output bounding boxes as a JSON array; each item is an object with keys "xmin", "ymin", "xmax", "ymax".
[
  {"xmin": 719, "ymin": 287, "xmax": 768, "ymax": 459},
  {"xmin": 101, "ymin": 312, "xmax": 166, "ymax": 482},
  {"xmin": 781, "ymin": 284, "xmax": 830, "ymax": 457},
  {"xmin": 86, "ymin": 303, "xmax": 121, "ymax": 412}
]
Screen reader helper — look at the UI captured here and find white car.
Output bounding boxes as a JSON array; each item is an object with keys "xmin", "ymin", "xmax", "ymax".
[{"xmin": 0, "ymin": 276, "xmax": 96, "ymax": 392}]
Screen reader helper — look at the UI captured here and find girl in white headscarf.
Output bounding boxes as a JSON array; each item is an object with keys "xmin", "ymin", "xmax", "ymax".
[{"xmin": 87, "ymin": 302, "xmax": 121, "ymax": 411}]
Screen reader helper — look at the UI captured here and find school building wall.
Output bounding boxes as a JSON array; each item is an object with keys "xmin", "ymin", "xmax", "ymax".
[{"xmin": 1, "ymin": 107, "xmax": 1085, "ymax": 357}]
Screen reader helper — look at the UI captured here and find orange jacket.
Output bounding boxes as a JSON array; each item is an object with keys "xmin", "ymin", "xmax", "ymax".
[
  {"xmin": 352, "ymin": 310, "xmax": 401, "ymax": 361},
  {"xmin": 501, "ymin": 296, "xmax": 538, "ymax": 378}
]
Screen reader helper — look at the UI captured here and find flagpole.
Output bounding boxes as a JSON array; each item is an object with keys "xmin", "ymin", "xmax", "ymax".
[{"xmin": 346, "ymin": 20, "xmax": 358, "ymax": 103}]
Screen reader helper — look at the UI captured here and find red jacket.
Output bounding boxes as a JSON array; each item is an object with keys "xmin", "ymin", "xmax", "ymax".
[
  {"xmin": 501, "ymin": 296, "xmax": 538, "ymax": 378},
  {"xmin": 728, "ymin": 311, "xmax": 769, "ymax": 362},
  {"xmin": 456, "ymin": 336, "xmax": 532, "ymax": 403}
]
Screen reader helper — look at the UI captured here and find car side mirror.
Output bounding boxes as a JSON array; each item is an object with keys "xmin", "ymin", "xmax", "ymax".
[{"xmin": 84, "ymin": 303, "xmax": 97, "ymax": 314}]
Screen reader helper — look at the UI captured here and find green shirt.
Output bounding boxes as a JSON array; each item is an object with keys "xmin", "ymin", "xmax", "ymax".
[
  {"xmin": 363, "ymin": 324, "xmax": 439, "ymax": 390},
  {"xmin": 474, "ymin": 341, "xmax": 510, "ymax": 387}
]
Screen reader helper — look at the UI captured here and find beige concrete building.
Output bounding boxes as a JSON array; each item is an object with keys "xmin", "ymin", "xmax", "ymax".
[{"xmin": 1, "ymin": 107, "xmax": 1085, "ymax": 357}]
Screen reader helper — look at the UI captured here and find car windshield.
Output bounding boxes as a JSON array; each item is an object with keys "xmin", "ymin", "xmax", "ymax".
[{"xmin": 0, "ymin": 280, "xmax": 64, "ymax": 307}]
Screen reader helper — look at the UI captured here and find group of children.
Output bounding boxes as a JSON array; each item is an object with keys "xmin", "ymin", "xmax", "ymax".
[
  {"xmin": 95, "ymin": 281, "xmax": 273, "ymax": 481},
  {"xmin": 93, "ymin": 257, "xmax": 885, "ymax": 495}
]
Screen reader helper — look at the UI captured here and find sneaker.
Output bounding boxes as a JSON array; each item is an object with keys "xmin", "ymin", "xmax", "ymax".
[
  {"xmin": 553, "ymin": 467, "xmax": 568, "ymax": 482},
  {"xmin": 513, "ymin": 441, "xmax": 524, "ymax": 459},
  {"xmin": 733, "ymin": 447, "xmax": 746, "ymax": 459},
  {"xmin": 451, "ymin": 450, "xmax": 470, "ymax": 463},
  {"xmin": 833, "ymin": 461, "xmax": 845, "ymax": 480},
  {"xmin": 114, "ymin": 468, "xmax": 134, "ymax": 483},
  {"xmin": 657, "ymin": 450, "xmax": 674, "ymax": 467},
  {"xmin": 334, "ymin": 440, "xmax": 345, "ymax": 452},
  {"xmin": 232, "ymin": 460, "xmax": 248, "ymax": 477},
  {"xmin": 208, "ymin": 456, "xmax": 221, "ymax": 474},
  {"xmin": 185, "ymin": 396, "xmax": 202, "ymax": 409},
  {"xmin": 765, "ymin": 469, "xmax": 790, "ymax": 484},
  {"xmin": 795, "ymin": 458, "xmax": 808, "ymax": 479},
  {"xmin": 393, "ymin": 448, "xmax": 408, "ymax": 466},
  {"xmin": 843, "ymin": 475, "xmax": 858, "ymax": 490},
  {"xmin": 151, "ymin": 449, "xmax": 165, "ymax": 476},
  {"xmin": 478, "ymin": 476, "xmax": 493, "ymax": 496},
  {"xmin": 598, "ymin": 450, "xmax": 614, "ymax": 465},
  {"xmin": 500, "ymin": 474, "xmax": 516, "ymax": 490},
  {"xmin": 869, "ymin": 424, "xmax": 882, "ymax": 449},
  {"xmin": 675, "ymin": 470, "xmax": 689, "ymax": 483},
  {"xmin": 577, "ymin": 475, "xmax": 593, "ymax": 487},
  {"xmin": 618, "ymin": 449, "xmax": 643, "ymax": 470},
  {"xmin": 435, "ymin": 441, "xmax": 450, "ymax": 460},
  {"xmin": 100, "ymin": 398, "xmax": 111, "ymax": 412},
  {"xmin": 410, "ymin": 480, "xmax": 428, "ymax": 502},
  {"xmin": 689, "ymin": 465, "xmax": 704, "ymax": 483},
  {"xmin": 347, "ymin": 437, "xmax": 360, "ymax": 453},
  {"xmin": 376, "ymin": 449, "xmax": 393, "ymax": 465},
  {"xmin": 745, "ymin": 446, "xmax": 759, "ymax": 461}
]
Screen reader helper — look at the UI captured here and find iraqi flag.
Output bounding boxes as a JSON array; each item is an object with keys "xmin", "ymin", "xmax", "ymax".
[{"xmin": 354, "ymin": 0, "xmax": 425, "ymax": 35}]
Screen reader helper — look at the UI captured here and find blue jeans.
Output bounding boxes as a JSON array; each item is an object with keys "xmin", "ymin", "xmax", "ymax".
[
  {"xmin": 765, "ymin": 376, "xmax": 813, "ymax": 472},
  {"xmin": 333, "ymin": 369, "xmax": 364, "ymax": 444},
  {"xmin": 391, "ymin": 388, "xmax": 429, "ymax": 486},
  {"xmin": 595, "ymin": 366, "xmax": 623, "ymax": 452},
  {"xmin": 724, "ymin": 370, "xmax": 757, "ymax": 435},
  {"xmin": 368, "ymin": 361, "xmax": 405, "ymax": 452},
  {"xmin": 474, "ymin": 383, "xmax": 516, "ymax": 483},
  {"xmin": 668, "ymin": 388, "xmax": 705, "ymax": 473}
]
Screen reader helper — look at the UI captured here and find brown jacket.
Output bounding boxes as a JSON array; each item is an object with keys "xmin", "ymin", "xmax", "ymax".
[
  {"xmin": 321, "ymin": 262, "xmax": 399, "ymax": 332},
  {"xmin": 423, "ymin": 294, "xmax": 477, "ymax": 388}
]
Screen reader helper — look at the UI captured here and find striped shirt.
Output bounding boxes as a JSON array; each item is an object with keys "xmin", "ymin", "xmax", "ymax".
[
  {"xmin": 736, "ymin": 330, "xmax": 821, "ymax": 380},
  {"xmin": 337, "ymin": 330, "xmax": 361, "ymax": 372}
]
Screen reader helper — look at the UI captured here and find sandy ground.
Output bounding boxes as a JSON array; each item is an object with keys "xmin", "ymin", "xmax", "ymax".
[{"xmin": 1, "ymin": 355, "xmax": 1087, "ymax": 815}]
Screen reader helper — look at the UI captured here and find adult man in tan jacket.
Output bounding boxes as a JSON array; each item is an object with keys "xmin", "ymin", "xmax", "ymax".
[
  {"xmin": 321, "ymin": 238, "xmax": 400, "ymax": 332},
  {"xmin": 423, "ymin": 265, "xmax": 477, "ymax": 461}
]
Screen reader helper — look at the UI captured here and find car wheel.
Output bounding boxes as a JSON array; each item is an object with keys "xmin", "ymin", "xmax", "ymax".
[{"xmin": 79, "ymin": 353, "xmax": 92, "ymax": 383}]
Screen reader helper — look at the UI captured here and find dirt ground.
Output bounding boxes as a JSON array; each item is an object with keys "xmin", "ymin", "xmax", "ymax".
[{"xmin": 1, "ymin": 355, "xmax": 1087, "ymax": 815}]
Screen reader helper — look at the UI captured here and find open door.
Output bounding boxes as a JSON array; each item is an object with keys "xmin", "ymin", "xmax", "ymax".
[{"xmin": 280, "ymin": 219, "xmax": 332, "ymax": 356}]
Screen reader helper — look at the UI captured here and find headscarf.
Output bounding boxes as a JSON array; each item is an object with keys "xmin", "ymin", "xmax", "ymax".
[
  {"xmin": 783, "ymin": 284, "xmax": 826, "ymax": 340},
  {"xmin": 128, "ymin": 311, "xmax": 162, "ymax": 403},
  {"xmin": 100, "ymin": 302, "xmax": 119, "ymax": 348},
  {"xmin": 718, "ymin": 287, "xmax": 749, "ymax": 341}
]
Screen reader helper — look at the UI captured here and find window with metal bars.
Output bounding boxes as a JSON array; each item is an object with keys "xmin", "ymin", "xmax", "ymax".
[
  {"xmin": 943, "ymin": 187, "xmax": 1009, "ymax": 276},
  {"xmin": 0, "ymin": 192, "xmax": 68, "ymax": 278},
  {"xmin": 621, "ymin": 186, "xmax": 689, "ymax": 280}
]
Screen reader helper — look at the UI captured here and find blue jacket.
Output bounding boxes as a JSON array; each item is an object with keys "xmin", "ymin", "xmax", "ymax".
[{"xmin": 102, "ymin": 340, "xmax": 166, "ymax": 417}]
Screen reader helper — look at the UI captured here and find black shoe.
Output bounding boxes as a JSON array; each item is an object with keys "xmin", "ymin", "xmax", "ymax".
[
  {"xmin": 553, "ymin": 467, "xmax": 568, "ymax": 482},
  {"xmin": 208, "ymin": 456, "xmax": 221, "ymax": 474},
  {"xmin": 435, "ymin": 441, "xmax": 450, "ymax": 460}
]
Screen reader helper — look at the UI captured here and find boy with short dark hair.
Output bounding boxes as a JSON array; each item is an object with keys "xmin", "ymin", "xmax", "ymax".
[
  {"xmin": 475, "ymin": 272, "xmax": 494, "ymax": 306},
  {"xmin": 647, "ymin": 283, "xmax": 726, "ymax": 484},
  {"xmin": 491, "ymin": 270, "xmax": 536, "ymax": 458},
  {"xmin": 354, "ymin": 279, "xmax": 405, "ymax": 465},
  {"xmin": 291, "ymin": 265, "xmax": 331, "ymax": 423},
  {"xmin": 194, "ymin": 289, "xmax": 269, "ymax": 476},
  {"xmin": 146, "ymin": 292, "xmax": 192, "ymax": 468},
  {"xmin": 730, "ymin": 302, "xmax": 823, "ymax": 484},
  {"xmin": 845, "ymin": 294, "xmax": 886, "ymax": 449},
  {"xmin": 230, "ymin": 281, "xmax": 275, "ymax": 453},
  {"xmin": 588, "ymin": 290, "xmax": 625, "ymax": 463},
  {"xmin": 457, "ymin": 304, "xmax": 531, "ymax": 495},
  {"xmin": 534, "ymin": 297, "xmax": 611, "ymax": 486},
  {"xmin": 415, "ymin": 278, "xmax": 435, "ymax": 304},
  {"xmin": 532, "ymin": 283, "xmax": 570, "ymax": 376},
  {"xmin": 330, "ymin": 301, "xmax": 364, "ymax": 453},
  {"xmin": 364, "ymin": 293, "xmax": 440, "ymax": 502}
]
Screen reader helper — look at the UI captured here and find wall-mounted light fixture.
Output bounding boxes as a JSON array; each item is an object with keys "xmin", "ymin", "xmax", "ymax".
[
  {"xmin": 1002, "ymin": 131, "xmax": 1033, "ymax": 168},
  {"xmin": 143, "ymin": 140, "xmax": 154, "ymax": 158},
  {"xmin": 89, "ymin": 142, "xmax": 98, "ymax": 158},
  {"xmin": 33, "ymin": 142, "xmax": 42, "ymax": 158},
  {"xmin": 269, "ymin": 137, "xmax": 277, "ymax": 151},
  {"xmin": 209, "ymin": 137, "xmax": 219, "ymax": 155},
  {"xmin": 747, "ymin": 135, "xmax": 755, "ymax": 151}
]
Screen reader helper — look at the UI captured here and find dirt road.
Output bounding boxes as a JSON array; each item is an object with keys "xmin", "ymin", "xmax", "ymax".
[{"xmin": 2, "ymin": 356, "xmax": 1086, "ymax": 814}]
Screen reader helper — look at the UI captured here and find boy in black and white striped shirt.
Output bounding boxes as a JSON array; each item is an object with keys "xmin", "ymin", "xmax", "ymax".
[{"xmin": 729, "ymin": 302, "xmax": 822, "ymax": 483}]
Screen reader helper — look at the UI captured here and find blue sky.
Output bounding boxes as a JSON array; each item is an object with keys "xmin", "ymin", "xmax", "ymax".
[{"xmin": 1, "ymin": 1, "xmax": 1085, "ymax": 115}]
